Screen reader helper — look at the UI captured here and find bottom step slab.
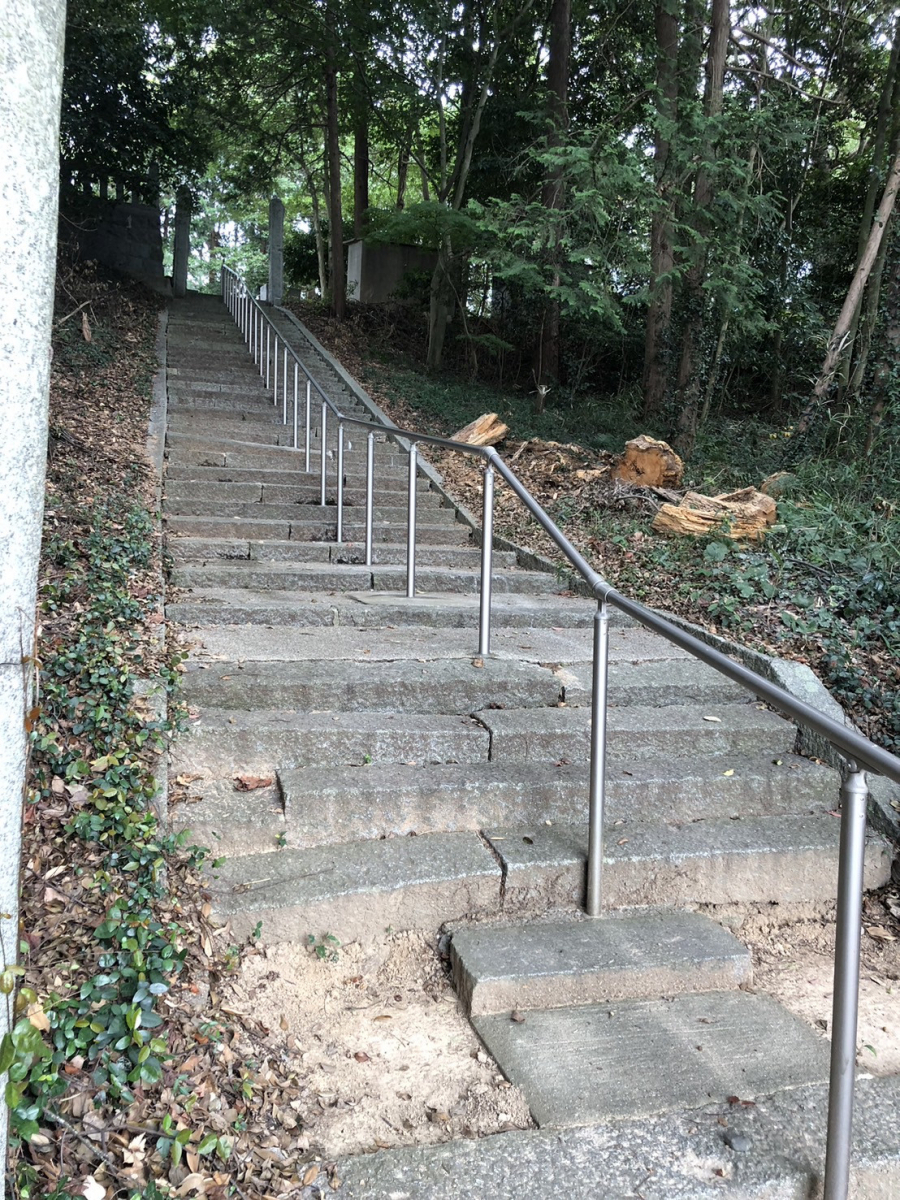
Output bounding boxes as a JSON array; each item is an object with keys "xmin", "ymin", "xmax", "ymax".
[
  {"xmin": 473, "ymin": 990, "xmax": 830, "ymax": 1127},
  {"xmin": 330, "ymin": 1074, "xmax": 900, "ymax": 1199},
  {"xmin": 208, "ymin": 831, "xmax": 502, "ymax": 942},
  {"xmin": 451, "ymin": 912, "xmax": 751, "ymax": 1015}
]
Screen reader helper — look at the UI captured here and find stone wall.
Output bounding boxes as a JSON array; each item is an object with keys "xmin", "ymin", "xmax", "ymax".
[
  {"xmin": 67, "ymin": 198, "xmax": 170, "ymax": 294},
  {"xmin": 347, "ymin": 240, "xmax": 438, "ymax": 303}
]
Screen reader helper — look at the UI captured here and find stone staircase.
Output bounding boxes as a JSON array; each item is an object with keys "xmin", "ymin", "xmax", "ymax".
[{"xmin": 163, "ymin": 293, "xmax": 895, "ymax": 1188}]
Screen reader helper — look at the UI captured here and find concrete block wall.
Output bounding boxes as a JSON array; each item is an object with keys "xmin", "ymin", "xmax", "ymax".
[{"xmin": 66, "ymin": 198, "xmax": 171, "ymax": 294}]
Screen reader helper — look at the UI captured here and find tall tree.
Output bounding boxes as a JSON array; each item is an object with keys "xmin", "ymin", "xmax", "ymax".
[{"xmin": 532, "ymin": 0, "xmax": 571, "ymax": 411}]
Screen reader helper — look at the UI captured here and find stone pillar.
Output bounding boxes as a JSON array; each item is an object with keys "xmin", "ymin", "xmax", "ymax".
[
  {"xmin": 172, "ymin": 186, "xmax": 192, "ymax": 298},
  {"xmin": 0, "ymin": 1, "xmax": 67, "ymax": 1191},
  {"xmin": 268, "ymin": 195, "xmax": 285, "ymax": 306}
]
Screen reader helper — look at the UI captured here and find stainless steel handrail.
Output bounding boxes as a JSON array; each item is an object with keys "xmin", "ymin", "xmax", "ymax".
[{"xmin": 219, "ymin": 265, "xmax": 899, "ymax": 1199}]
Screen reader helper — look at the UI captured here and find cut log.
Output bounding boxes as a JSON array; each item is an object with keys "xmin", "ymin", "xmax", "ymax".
[
  {"xmin": 613, "ymin": 435, "xmax": 684, "ymax": 488},
  {"xmin": 652, "ymin": 487, "xmax": 776, "ymax": 541},
  {"xmin": 574, "ymin": 467, "xmax": 610, "ymax": 483},
  {"xmin": 451, "ymin": 412, "xmax": 509, "ymax": 447}
]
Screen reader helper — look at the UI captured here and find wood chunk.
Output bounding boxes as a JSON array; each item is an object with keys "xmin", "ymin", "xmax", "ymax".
[
  {"xmin": 613, "ymin": 435, "xmax": 684, "ymax": 488},
  {"xmin": 652, "ymin": 487, "xmax": 776, "ymax": 541},
  {"xmin": 451, "ymin": 412, "xmax": 509, "ymax": 447}
]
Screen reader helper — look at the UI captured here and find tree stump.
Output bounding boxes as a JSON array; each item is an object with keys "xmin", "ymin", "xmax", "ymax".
[{"xmin": 613, "ymin": 435, "xmax": 684, "ymax": 487}]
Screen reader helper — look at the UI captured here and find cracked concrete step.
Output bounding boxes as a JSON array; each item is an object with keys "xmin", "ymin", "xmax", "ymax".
[
  {"xmin": 166, "ymin": 589, "xmax": 604, "ymax": 629},
  {"xmin": 167, "ymin": 447, "xmax": 404, "ymax": 472},
  {"xmin": 171, "ymin": 710, "xmax": 488, "ymax": 779},
  {"xmin": 180, "ymin": 656, "xmax": 563, "ymax": 713},
  {"xmin": 273, "ymin": 757, "xmax": 835, "ymax": 847},
  {"xmin": 164, "ymin": 520, "xmax": 472, "ymax": 549},
  {"xmin": 168, "ymin": 537, "xmax": 517, "ymax": 569},
  {"xmin": 450, "ymin": 912, "xmax": 752, "ymax": 1015},
  {"xmin": 207, "ymin": 831, "xmax": 503, "ymax": 942},
  {"xmin": 170, "ymin": 560, "xmax": 564, "ymax": 597},
  {"xmin": 480, "ymin": 701, "xmax": 797, "ymax": 758},
  {"xmin": 472, "ymin": 990, "xmax": 830, "ymax": 1127},
  {"xmin": 484, "ymin": 814, "xmax": 892, "ymax": 908}
]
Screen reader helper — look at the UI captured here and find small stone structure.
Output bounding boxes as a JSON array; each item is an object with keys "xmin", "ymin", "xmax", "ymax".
[
  {"xmin": 67, "ymin": 198, "xmax": 170, "ymax": 294},
  {"xmin": 347, "ymin": 240, "xmax": 438, "ymax": 303}
]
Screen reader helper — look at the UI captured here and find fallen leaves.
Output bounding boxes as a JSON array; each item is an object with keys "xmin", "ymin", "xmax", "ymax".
[{"xmin": 233, "ymin": 774, "xmax": 274, "ymax": 791}]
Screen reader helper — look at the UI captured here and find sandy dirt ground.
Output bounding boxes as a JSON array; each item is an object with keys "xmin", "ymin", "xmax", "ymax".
[{"xmin": 222, "ymin": 930, "xmax": 533, "ymax": 1159}]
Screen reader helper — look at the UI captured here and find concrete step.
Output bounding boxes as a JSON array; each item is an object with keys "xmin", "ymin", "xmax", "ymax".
[
  {"xmin": 164, "ymin": 478, "xmax": 447, "ymax": 509},
  {"xmin": 165, "ymin": 464, "xmax": 433, "ymax": 491},
  {"xmin": 207, "ymin": 830, "xmax": 502, "ymax": 942},
  {"xmin": 481, "ymin": 701, "xmax": 797, "ymax": 758},
  {"xmin": 170, "ymin": 560, "xmax": 562, "ymax": 597},
  {"xmin": 485, "ymin": 814, "xmax": 892, "ymax": 909},
  {"xmin": 164, "ymin": 500, "xmax": 459, "ymax": 524},
  {"xmin": 165, "ymin": 516, "xmax": 472, "ymax": 545},
  {"xmin": 168, "ymin": 536, "xmax": 517, "ymax": 569},
  {"xmin": 180, "ymin": 656, "xmax": 563, "ymax": 713},
  {"xmin": 473, "ymin": 990, "xmax": 830, "ymax": 1127},
  {"xmin": 450, "ymin": 912, "xmax": 752, "ymax": 1015},
  {"xmin": 180, "ymin": 623, "xmax": 675, "ymax": 666},
  {"xmin": 166, "ymin": 429, "xmax": 410, "ymax": 464},
  {"xmin": 166, "ymin": 588, "xmax": 603, "ymax": 630},
  {"xmin": 555, "ymin": 659, "xmax": 747, "ymax": 707},
  {"xmin": 272, "ymin": 756, "xmax": 835, "ymax": 847},
  {"xmin": 171, "ymin": 710, "xmax": 488, "ymax": 777}
]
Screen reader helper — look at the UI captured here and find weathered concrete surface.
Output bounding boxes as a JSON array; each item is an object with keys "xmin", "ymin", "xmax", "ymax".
[
  {"xmin": 451, "ymin": 912, "xmax": 751, "ymax": 1014},
  {"xmin": 487, "ymin": 815, "xmax": 891, "ymax": 909},
  {"xmin": 273, "ymin": 758, "xmax": 837, "ymax": 846},
  {"xmin": 170, "ymin": 709, "xmax": 489, "ymax": 776},
  {"xmin": 482, "ymin": 702, "xmax": 798, "ymax": 761},
  {"xmin": 181, "ymin": 656, "xmax": 563, "ymax": 712},
  {"xmin": 0, "ymin": 0, "xmax": 66, "ymax": 1183},
  {"xmin": 474, "ymin": 990, "xmax": 830, "ymax": 1127},
  {"xmin": 209, "ymin": 831, "xmax": 502, "ymax": 941},
  {"xmin": 182, "ymin": 621, "xmax": 685, "ymax": 665},
  {"xmin": 329, "ymin": 1074, "xmax": 900, "ymax": 1198}
]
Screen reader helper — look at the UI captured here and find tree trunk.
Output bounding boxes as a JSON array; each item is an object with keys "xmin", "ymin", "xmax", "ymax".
[
  {"xmin": 865, "ymin": 223, "xmax": 900, "ymax": 455},
  {"xmin": 397, "ymin": 137, "xmax": 410, "ymax": 209},
  {"xmin": 353, "ymin": 96, "xmax": 369, "ymax": 239},
  {"xmin": 533, "ymin": 0, "xmax": 571, "ymax": 410},
  {"xmin": 674, "ymin": 0, "xmax": 731, "ymax": 456},
  {"xmin": 306, "ymin": 169, "xmax": 328, "ymax": 297},
  {"xmin": 797, "ymin": 143, "xmax": 900, "ymax": 433},
  {"xmin": 0, "ymin": 0, "xmax": 66, "ymax": 1169},
  {"xmin": 325, "ymin": 9, "xmax": 345, "ymax": 320},
  {"xmin": 642, "ymin": 1, "xmax": 679, "ymax": 417},
  {"xmin": 842, "ymin": 18, "xmax": 900, "ymax": 394}
]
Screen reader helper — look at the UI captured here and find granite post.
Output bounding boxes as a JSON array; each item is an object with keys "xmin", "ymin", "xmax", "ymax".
[
  {"xmin": 0, "ymin": 0, "xmax": 67, "ymax": 1189},
  {"xmin": 268, "ymin": 195, "xmax": 285, "ymax": 306}
]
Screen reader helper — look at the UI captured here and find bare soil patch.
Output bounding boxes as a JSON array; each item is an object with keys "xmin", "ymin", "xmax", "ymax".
[{"xmin": 222, "ymin": 932, "xmax": 533, "ymax": 1161}]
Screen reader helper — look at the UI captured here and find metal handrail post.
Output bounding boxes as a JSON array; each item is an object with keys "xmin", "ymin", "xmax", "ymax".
[
  {"xmin": 365, "ymin": 431, "xmax": 375, "ymax": 567},
  {"xmin": 266, "ymin": 326, "xmax": 271, "ymax": 390},
  {"xmin": 305, "ymin": 381, "xmax": 311, "ymax": 473},
  {"xmin": 320, "ymin": 401, "xmax": 328, "ymax": 506},
  {"xmin": 336, "ymin": 422, "xmax": 345, "ymax": 543},
  {"xmin": 406, "ymin": 443, "xmax": 418, "ymax": 598},
  {"xmin": 283, "ymin": 347, "xmax": 288, "ymax": 422},
  {"xmin": 823, "ymin": 767, "xmax": 869, "ymax": 1200},
  {"xmin": 586, "ymin": 599, "xmax": 610, "ymax": 917},
  {"xmin": 273, "ymin": 334, "xmax": 279, "ymax": 401},
  {"xmin": 478, "ymin": 463, "xmax": 495, "ymax": 657},
  {"xmin": 293, "ymin": 362, "xmax": 299, "ymax": 450}
]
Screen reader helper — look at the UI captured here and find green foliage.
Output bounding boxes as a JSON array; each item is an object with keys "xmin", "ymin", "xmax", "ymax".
[{"xmin": 9, "ymin": 498, "xmax": 208, "ymax": 1143}]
